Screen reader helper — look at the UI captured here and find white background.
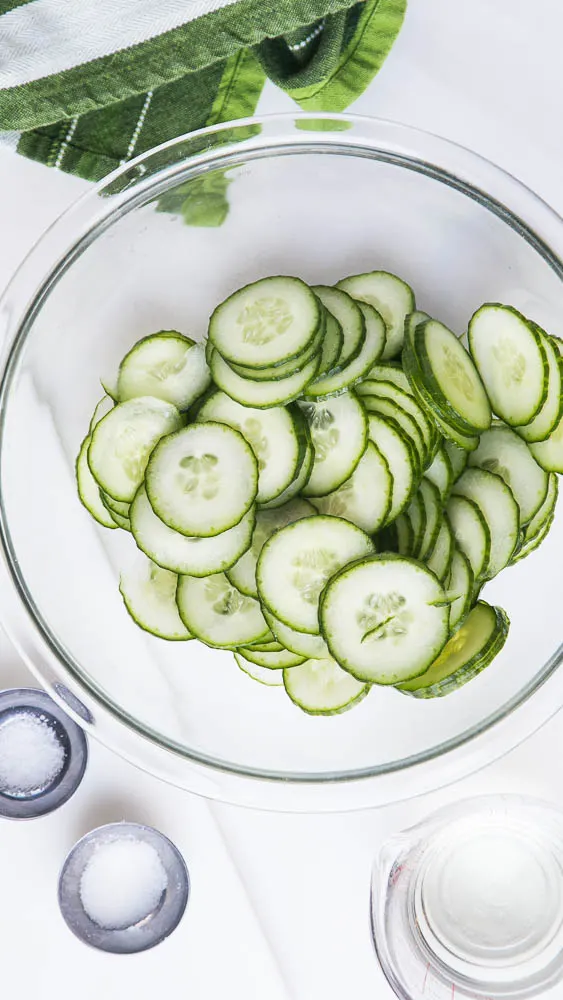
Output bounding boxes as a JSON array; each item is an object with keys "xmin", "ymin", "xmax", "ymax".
[{"xmin": 1, "ymin": 1, "xmax": 563, "ymax": 997}]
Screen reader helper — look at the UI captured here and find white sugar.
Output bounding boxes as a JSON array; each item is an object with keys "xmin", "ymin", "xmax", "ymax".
[
  {"xmin": 80, "ymin": 836, "xmax": 168, "ymax": 930},
  {"xmin": 0, "ymin": 712, "xmax": 65, "ymax": 795}
]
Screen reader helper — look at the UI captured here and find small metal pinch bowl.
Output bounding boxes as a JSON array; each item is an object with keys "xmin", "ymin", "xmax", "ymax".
[
  {"xmin": 58, "ymin": 822, "xmax": 190, "ymax": 953},
  {"xmin": 0, "ymin": 687, "xmax": 88, "ymax": 819}
]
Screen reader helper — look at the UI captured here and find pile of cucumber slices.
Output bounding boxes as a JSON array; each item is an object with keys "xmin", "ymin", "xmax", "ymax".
[{"xmin": 76, "ymin": 272, "xmax": 562, "ymax": 715}]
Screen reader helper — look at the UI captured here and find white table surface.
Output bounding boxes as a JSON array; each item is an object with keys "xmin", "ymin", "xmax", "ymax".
[{"xmin": 1, "ymin": 1, "xmax": 563, "ymax": 997}]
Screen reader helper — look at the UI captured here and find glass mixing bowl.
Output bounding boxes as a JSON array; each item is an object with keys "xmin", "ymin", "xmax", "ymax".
[{"xmin": 0, "ymin": 114, "xmax": 561, "ymax": 812}]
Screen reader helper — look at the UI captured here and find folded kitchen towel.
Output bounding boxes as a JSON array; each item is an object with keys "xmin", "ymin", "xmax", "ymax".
[{"xmin": 0, "ymin": 0, "xmax": 405, "ymax": 182}]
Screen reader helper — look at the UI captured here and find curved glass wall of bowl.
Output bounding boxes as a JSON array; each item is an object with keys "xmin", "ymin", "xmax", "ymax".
[
  {"xmin": 58, "ymin": 822, "xmax": 189, "ymax": 954},
  {"xmin": 0, "ymin": 114, "xmax": 561, "ymax": 811},
  {"xmin": 0, "ymin": 688, "xmax": 87, "ymax": 818},
  {"xmin": 371, "ymin": 795, "xmax": 563, "ymax": 1000}
]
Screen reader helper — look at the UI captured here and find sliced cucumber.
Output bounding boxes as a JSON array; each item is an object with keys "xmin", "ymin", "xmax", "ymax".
[
  {"xmin": 444, "ymin": 440, "xmax": 468, "ymax": 481},
  {"xmin": 176, "ymin": 573, "xmax": 268, "ymax": 647},
  {"xmin": 195, "ymin": 390, "xmax": 304, "ymax": 505},
  {"xmin": 311, "ymin": 285, "xmax": 365, "ymax": 369},
  {"xmin": 515, "ymin": 332, "xmax": 562, "ymax": 442},
  {"xmin": 130, "ymin": 485, "xmax": 255, "ymax": 576},
  {"xmin": 365, "ymin": 364, "xmax": 412, "ymax": 394},
  {"xmin": 258, "ymin": 435, "xmax": 313, "ymax": 508},
  {"xmin": 452, "ymin": 467, "xmax": 520, "ymax": 578},
  {"xmin": 424, "ymin": 515, "xmax": 454, "ymax": 584},
  {"xmin": 511, "ymin": 504, "xmax": 556, "ymax": 563},
  {"xmin": 309, "ymin": 440, "xmax": 392, "ymax": 534},
  {"xmin": 521, "ymin": 472, "xmax": 558, "ymax": 545},
  {"xmin": 89, "ymin": 395, "xmax": 114, "ymax": 432},
  {"xmin": 146, "ymin": 422, "xmax": 258, "ymax": 537},
  {"xmin": 415, "ymin": 319, "xmax": 492, "ymax": 433},
  {"xmin": 119, "ymin": 557, "xmax": 192, "ymax": 640},
  {"xmin": 88, "ymin": 396, "xmax": 183, "ymax": 503},
  {"xmin": 405, "ymin": 492, "xmax": 426, "ymax": 558},
  {"xmin": 397, "ymin": 601, "xmax": 509, "ymax": 698},
  {"xmin": 361, "ymin": 394, "xmax": 424, "ymax": 474},
  {"xmin": 235, "ymin": 653, "xmax": 284, "ymax": 687},
  {"xmin": 319, "ymin": 554, "xmax": 449, "ymax": 684},
  {"xmin": 395, "ymin": 513, "xmax": 415, "ymax": 556},
  {"xmin": 229, "ymin": 318, "xmax": 323, "ymax": 381},
  {"xmin": 303, "ymin": 301, "xmax": 385, "ymax": 397},
  {"xmin": 528, "ymin": 410, "xmax": 563, "ymax": 473},
  {"xmin": 468, "ymin": 423, "xmax": 549, "ymax": 524},
  {"xmin": 209, "ymin": 346, "xmax": 320, "ymax": 407},
  {"xmin": 209, "ymin": 276, "xmax": 321, "ymax": 368},
  {"xmin": 446, "ymin": 494, "xmax": 491, "ymax": 580},
  {"xmin": 299, "ymin": 392, "xmax": 368, "ymax": 497},
  {"xmin": 256, "ymin": 515, "xmax": 374, "ymax": 634},
  {"xmin": 425, "ymin": 446, "xmax": 453, "ymax": 500},
  {"xmin": 468, "ymin": 304, "xmax": 549, "ymax": 425},
  {"xmin": 404, "ymin": 309, "xmax": 431, "ymax": 345},
  {"xmin": 227, "ymin": 499, "xmax": 315, "ymax": 598},
  {"xmin": 283, "ymin": 657, "xmax": 369, "ymax": 715},
  {"xmin": 117, "ymin": 332, "xmax": 211, "ymax": 410},
  {"xmin": 106, "ymin": 507, "xmax": 131, "ymax": 530},
  {"xmin": 314, "ymin": 310, "xmax": 344, "ymax": 379},
  {"xmin": 431, "ymin": 409, "xmax": 480, "ymax": 452},
  {"xmin": 263, "ymin": 609, "xmax": 331, "ymax": 660},
  {"xmin": 338, "ymin": 270, "xmax": 415, "ymax": 359},
  {"xmin": 446, "ymin": 547, "xmax": 474, "ymax": 630},
  {"xmin": 234, "ymin": 653, "xmax": 283, "ymax": 687},
  {"xmin": 100, "ymin": 493, "xmax": 130, "ymax": 517},
  {"xmin": 237, "ymin": 645, "xmax": 305, "ymax": 668},
  {"xmin": 76, "ymin": 436, "xmax": 117, "ymax": 529},
  {"xmin": 358, "ymin": 379, "xmax": 434, "ymax": 460},
  {"xmin": 417, "ymin": 478, "xmax": 442, "ymax": 562},
  {"xmin": 366, "ymin": 413, "xmax": 415, "ymax": 521}
]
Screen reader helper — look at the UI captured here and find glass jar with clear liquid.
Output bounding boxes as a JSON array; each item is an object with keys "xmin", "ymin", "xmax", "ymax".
[{"xmin": 371, "ymin": 795, "xmax": 563, "ymax": 999}]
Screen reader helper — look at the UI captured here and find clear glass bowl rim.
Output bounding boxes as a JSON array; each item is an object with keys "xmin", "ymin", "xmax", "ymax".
[{"xmin": 0, "ymin": 112, "xmax": 561, "ymax": 812}]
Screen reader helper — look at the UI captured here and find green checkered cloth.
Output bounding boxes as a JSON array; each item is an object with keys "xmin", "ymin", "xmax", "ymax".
[{"xmin": 0, "ymin": 0, "xmax": 405, "ymax": 183}]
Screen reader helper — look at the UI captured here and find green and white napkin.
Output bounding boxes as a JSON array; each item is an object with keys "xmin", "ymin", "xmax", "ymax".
[{"xmin": 0, "ymin": 0, "xmax": 405, "ymax": 181}]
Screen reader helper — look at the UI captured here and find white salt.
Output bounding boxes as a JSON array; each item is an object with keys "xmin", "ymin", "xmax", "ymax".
[
  {"xmin": 0, "ymin": 712, "xmax": 65, "ymax": 795},
  {"xmin": 80, "ymin": 836, "xmax": 168, "ymax": 930}
]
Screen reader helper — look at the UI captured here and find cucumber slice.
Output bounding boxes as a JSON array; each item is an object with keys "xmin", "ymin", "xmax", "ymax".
[
  {"xmin": 89, "ymin": 395, "xmax": 114, "ymax": 432},
  {"xmin": 404, "ymin": 309, "xmax": 431, "ymax": 344},
  {"xmin": 315, "ymin": 311, "xmax": 344, "ymax": 378},
  {"xmin": 425, "ymin": 515, "xmax": 454, "ymax": 584},
  {"xmin": 299, "ymin": 392, "xmax": 368, "ymax": 497},
  {"xmin": 444, "ymin": 440, "xmax": 468, "ymax": 481},
  {"xmin": 358, "ymin": 379, "xmax": 434, "ymax": 460},
  {"xmin": 446, "ymin": 494, "xmax": 491, "ymax": 580},
  {"xmin": 146, "ymin": 422, "xmax": 258, "ymax": 537},
  {"xmin": 528, "ymin": 409, "xmax": 563, "ymax": 473},
  {"xmin": 468, "ymin": 423, "xmax": 549, "ymax": 524},
  {"xmin": 229, "ymin": 317, "xmax": 324, "ymax": 381},
  {"xmin": 303, "ymin": 301, "xmax": 385, "ymax": 397},
  {"xmin": 176, "ymin": 573, "xmax": 268, "ymax": 648},
  {"xmin": 405, "ymin": 492, "xmax": 426, "ymax": 558},
  {"xmin": 452, "ymin": 467, "xmax": 520, "ymax": 578},
  {"xmin": 100, "ymin": 373, "xmax": 119, "ymax": 400},
  {"xmin": 308, "ymin": 440, "xmax": 392, "ymax": 534},
  {"xmin": 447, "ymin": 547, "xmax": 474, "ymax": 630},
  {"xmin": 311, "ymin": 285, "xmax": 365, "ymax": 369},
  {"xmin": 468, "ymin": 304, "xmax": 549, "ymax": 425},
  {"xmin": 258, "ymin": 435, "xmax": 314, "ymax": 508},
  {"xmin": 256, "ymin": 515, "xmax": 374, "ymax": 634},
  {"xmin": 237, "ymin": 646, "xmax": 305, "ymax": 669},
  {"xmin": 521, "ymin": 472, "xmax": 558, "ymax": 545},
  {"xmin": 431, "ymin": 409, "xmax": 480, "ymax": 452},
  {"xmin": 227, "ymin": 499, "xmax": 316, "ymax": 598},
  {"xmin": 263, "ymin": 609, "xmax": 331, "ymax": 660},
  {"xmin": 361, "ymin": 394, "xmax": 424, "ymax": 474},
  {"xmin": 367, "ymin": 413, "xmax": 415, "ymax": 521},
  {"xmin": 337, "ymin": 271, "xmax": 415, "ymax": 360},
  {"xmin": 209, "ymin": 347, "xmax": 320, "ymax": 407},
  {"xmin": 511, "ymin": 504, "xmax": 556, "ymax": 563},
  {"xmin": 119, "ymin": 558, "xmax": 192, "ymax": 641},
  {"xmin": 417, "ymin": 478, "xmax": 442, "ymax": 561},
  {"xmin": 88, "ymin": 396, "xmax": 183, "ymax": 503},
  {"xmin": 397, "ymin": 601, "xmax": 509, "ymax": 698},
  {"xmin": 425, "ymin": 446, "xmax": 453, "ymax": 500},
  {"xmin": 76, "ymin": 436, "xmax": 117, "ymax": 529},
  {"xmin": 130, "ymin": 485, "xmax": 255, "ymax": 576},
  {"xmin": 515, "ymin": 332, "xmax": 562, "ymax": 442},
  {"xmin": 395, "ymin": 514, "xmax": 415, "ymax": 556},
  {"xmin": 195, "ymin": 391, "xmax": 304, "ymax": 505},
  {"xmin": 100, "ymin": 493, "xmax": 130, "ymax": 517},
  {"xmin": 117, "ymin": 333, "xmax": 211, "ymax": 410},
  {"xmin": 415, "ymin": 319, "xmax": 492, "ymax": 433},
  {"xmin": 283, "ymin": 657, "xmax": 369, "ymax": 715},
  {"xmin": 234, "ymin": 653, "xmax": 284, "ymax": 687},
  {"xmin": 319, "ymin": 554, "xmax": 449, "ymax": 684},
  {"xmin": 106, "ymin": 507, "xmax": 131, "ymax": 530},
  {"xmin": 365, "ymin": 364, "xmax": 412, "ymax": 394},
  {"xmin": 209, "ymin": 276, "xmax": 321, "ymax": 368}
]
